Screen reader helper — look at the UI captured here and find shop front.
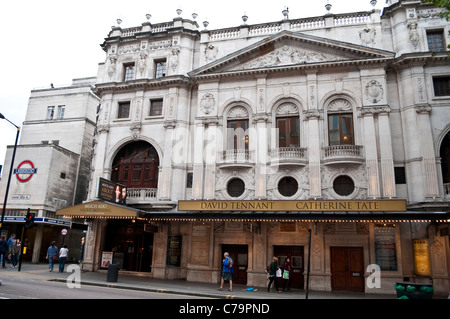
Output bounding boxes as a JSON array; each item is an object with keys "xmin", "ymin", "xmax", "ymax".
[{"xmin": 56, "ymin": 200, "xmax": 152, "ymax": 272}]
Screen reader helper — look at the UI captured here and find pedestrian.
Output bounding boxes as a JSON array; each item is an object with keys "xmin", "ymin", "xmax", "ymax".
[
  {"xmin": 0, "ymin": 236, "xmax": 8, "ymax": 268},
  {"xmin": 6, "ymin": 234, "xmax": 15, "ymax": 263},
  {"xmin": 58, "ymin": 245, "xmax": 69, "ymax": 272},
  {"xmin": 268, "ymin": 256, "xmax": 281, "ymax": 293},
  {"xmin": 282, "ymin": 257, "xmax": 292, "ymax": 291},
  {"xmin": 46, "ymin": 241, "xmax": 58, "ymax": 272},
  {"xmin": 10, "ymin": 240, "xmax": 21, "ymax": 268},
  {"xmin": 217, "ymin": 252, "xmax": 233, "ymax": 292}
]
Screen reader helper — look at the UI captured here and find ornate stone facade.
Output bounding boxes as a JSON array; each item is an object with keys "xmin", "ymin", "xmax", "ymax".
[{"xmin": 79, "ymin": 1, "xmax": 450, "ymax": 296}]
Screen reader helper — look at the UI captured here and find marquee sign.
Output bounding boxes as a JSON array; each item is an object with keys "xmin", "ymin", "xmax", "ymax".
[
  {"xmin": 13, "ymin": 160, "xmax": 37, "ymax": 182},
  {"xmin": 178, "ymin": 200, "xmax": 407, "ymax": 212}
]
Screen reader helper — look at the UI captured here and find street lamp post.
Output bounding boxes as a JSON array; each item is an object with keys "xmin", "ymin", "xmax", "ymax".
[{"xmin": 0, "ymin": 113, "xmax": 20, "ymax": 237}]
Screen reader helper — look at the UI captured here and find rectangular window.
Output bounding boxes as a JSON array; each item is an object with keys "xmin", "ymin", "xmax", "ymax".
[
  {"xmin": 123, "ymin": 63, "xmax": 135, "ymax": 81},
  {"xmin": 276, "ymin": 117, "xmax": 299, "ymax": 147},
  {"xmin": 57, "ymin": 105, "xmax": 65, "ymax": 119},
  {"xmin": 427, "ymin": 30, "xmax": 445, "ymax": 52},
  {"xmin": 433, "ymin": 77, "xmax": 450, "ymax": 96},
  {"xmin": 155, "ymin": 60, "xmax": 167, "ymax": 78},
  {"xmin": 328, "ymin": 114, "xmax": 354, "ymax": 145},
  {"xmin": 186, "ymin": 172, "xmax": 193, "ymax": 188},
  {"xmin": 394, "ymin": 167, "xmax": 406, "ymax": 184},
  {"xmin": 150, "ymin": 99, "xmax": 163, "ymax": 116},
  {"xmin": 47, "ymin": 106, "xmax": 55, "ymax": 120},
  {"xmin": 117, "ymin": 102, "xmax": 131, "ymax": 119}
]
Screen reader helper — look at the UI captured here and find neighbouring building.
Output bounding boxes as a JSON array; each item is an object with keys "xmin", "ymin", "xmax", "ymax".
[
  {"xmin": 0, "ymin": 77, "xmax": 99, "ymax": 263},
  {"xmin": 9, "ymin": 0, "xmax": 448, "ymax": 296}
]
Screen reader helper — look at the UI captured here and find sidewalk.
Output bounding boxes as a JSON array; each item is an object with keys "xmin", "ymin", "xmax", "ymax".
[{"xmin": 0, "ymin": 262, "xmax": 398, "ymax": 299}]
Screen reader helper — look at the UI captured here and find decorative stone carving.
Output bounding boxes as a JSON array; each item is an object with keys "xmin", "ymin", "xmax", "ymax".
[
  {"xmin": 163, "ymin": 120, "xmax": 177, "ymax": 129},
  {"xmin": 359, "ymin": 27, "xmax": 376, "ymax": 46},
  {"xmin": 228, "ymin": 106, "xmax": 249, "ymax": 118},
  {"xmin": 415, "ymin": 105, "xmax": 432, "ymax": 114},
  {"xmin": 129, "ymin": 123, "xmax": 141, "ymax": 139},
  {"xmin": 407, "ymin": 21, "xmax": 420, "ymax": 49},
  {"xmin": 276, "ymin": 103, "xmax": 299, "ymax": 115},
  {"xmin": 328, "ymin": 99, "xmax": 352, "ymax": 112},
  {"xmin": 200, "ymin": 93, "xmax": 215, "ymax": 114},
  {"xmin": 170, "ymin": 48, "xmax": 180, "ymax": 73},
  {"xmin": 107, "ymin": 56, "xmax": 117, "ymax": 78},
  {"xmin": 119, "ymin": 44, "xmax": 140, "ymax": 54},
  {"xmin": 233, "ymin": 45, "xmax": 342, "ymax": 70},
  {"xmin": 138, "ymin": 51, "xmax": 148, "ymax": 75},
  {"xmin": 304, "ymin": 109, "xmax": 320, "ymax": 120},
  {"xmin": 364, "ymin": 80, "xmax": 384, "ymax": 103},
  {"xmin": 418, "ymin": 9, "xmax": 445, "ymax": 19},
  {"xmin": 205, "ymin": 44, "xmax": 218, "ymax": 62}
]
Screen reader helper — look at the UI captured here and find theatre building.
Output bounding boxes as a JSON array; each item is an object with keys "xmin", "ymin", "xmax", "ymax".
[{"xmin": 55, "ymin": 0, "xmax": 450, "ymax": 296}]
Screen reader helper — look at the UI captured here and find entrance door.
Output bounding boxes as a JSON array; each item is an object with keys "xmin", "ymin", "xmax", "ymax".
[
  {"xmin": 330, "ymin": 247, "xmax": 364, "ymax": 292},
  {"xmin": 274, "ymin": 246, "xmax": 304, "ymax": 289},
  {"xmin": 105, "ymin": 220, "xmax": 154, "ymax": 272},
  {"xmin": 222, "ymin": 245, "xmax": 248, "ymax": 285}
]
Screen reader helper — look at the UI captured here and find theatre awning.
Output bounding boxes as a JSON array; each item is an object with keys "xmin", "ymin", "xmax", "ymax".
[{"xmin": 56, "ymin": 200, "xmax": 146, "ymax": 219}]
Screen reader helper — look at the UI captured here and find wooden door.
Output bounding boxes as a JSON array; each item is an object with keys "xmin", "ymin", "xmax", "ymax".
[
  {"xmin": 222, "ymin": 245, "xmax": 248, "ymax": 285},
  {"xmin": 331, "ymin": 247, "xmax": 365, "ymax": 292},
  {"xmin": 274, "ymin": 246, "xmax": 304, "ymax": 289}
]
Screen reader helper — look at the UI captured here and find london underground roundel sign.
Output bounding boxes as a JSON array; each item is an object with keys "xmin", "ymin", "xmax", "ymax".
[{"xmin": 13, "ymin": 160, "xmax": 37, "ymax": 183}]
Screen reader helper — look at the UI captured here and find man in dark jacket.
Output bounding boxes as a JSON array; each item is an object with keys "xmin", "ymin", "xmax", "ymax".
[{"xmin": 0, "ymin": 236, "xmax": 8, "ymax": 268}]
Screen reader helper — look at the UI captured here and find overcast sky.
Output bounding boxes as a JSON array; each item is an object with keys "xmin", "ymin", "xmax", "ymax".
[{"xmin": 0, "ymin": 0, "xmax": 385, "ymax": 172}]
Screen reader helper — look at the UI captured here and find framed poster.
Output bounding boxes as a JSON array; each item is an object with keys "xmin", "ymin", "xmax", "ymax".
[
  {"xmin": 101, "ymin": 251, "xmax": 113, "ymax": 268},
  {"xmin": 374, "ymin": 225, "xmax": 398, "ymax": 270},
  {"xmin": 413, "ymin": 239, "xmax": 431, "ymax": 276},
  {"xmin": 166, "ymin": 236, "xmax": 182, "ymax": 267}
]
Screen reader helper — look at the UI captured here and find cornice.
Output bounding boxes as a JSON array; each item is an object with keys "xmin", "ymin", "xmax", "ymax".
[{"xmin": 93, "ymin": 75, "xmax": 193, "ymax": 95}]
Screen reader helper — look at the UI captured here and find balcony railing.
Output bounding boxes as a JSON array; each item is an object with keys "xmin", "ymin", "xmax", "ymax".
[
  {"xmin": 126, "ymin": 188, "xmax": 157, "ymax": 204},
  {"xmin": 217, "ymin": 149, "xmax": 254, "ymax": 167},
  {"xmin": 269, "ymin": 147, "xmax": 307, "ymax": 166},
  {"xmin": 322, "ymin": 145, "xmax": 364, "ymax": 165}
]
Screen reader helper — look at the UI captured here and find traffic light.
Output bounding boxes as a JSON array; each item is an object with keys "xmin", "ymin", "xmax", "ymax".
[{"xmin": 24, "ymin": 211, "xmax": 35, "ymax": 229}]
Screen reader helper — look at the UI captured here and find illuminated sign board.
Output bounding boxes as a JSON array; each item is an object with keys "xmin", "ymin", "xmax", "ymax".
[
  {"xmin": 178, "ymin": 200, "xmax": 407, "ymax": 212},
  {"xmin": 96, "ymin": 177, "xmax": 127, "ymax": 205}
]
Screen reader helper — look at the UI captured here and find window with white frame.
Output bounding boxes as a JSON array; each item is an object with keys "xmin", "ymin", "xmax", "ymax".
[{"xmin": 47, "ymin": 106, "xmax": 55, "ymax": 120}]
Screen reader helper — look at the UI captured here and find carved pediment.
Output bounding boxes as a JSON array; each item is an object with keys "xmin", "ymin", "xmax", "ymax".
[
  {"xmin": 189, "ymin": 30, "xmax": 394, "ymax": 78},
  {"xmin": 231, "ymin": 45, "xmax": 343, "ymax": 70}
]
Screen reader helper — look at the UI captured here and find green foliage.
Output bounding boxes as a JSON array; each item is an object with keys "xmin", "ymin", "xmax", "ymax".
[{"xmin": 423, "ymin": 0, "xmax": 450, "ymax": 20}]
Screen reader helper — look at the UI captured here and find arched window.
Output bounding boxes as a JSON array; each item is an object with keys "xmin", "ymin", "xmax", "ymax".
[
  {"xmin": 275, "ymin": 103, "xmax": 300, "ymax": 147},
  {"xmin": 226, "ymin": 106, "xmax": 249, "ymax": 150},
  {"xmin": 440, "ymin": 132, "xmax": 450, "ymax": 186},
  {"xmin": 327, "ymin": 99, "xmax": 354, "ymax": 146},
  {"xmin": 111, "ymin": 141, "xmax": 159, "ymax": 188}
]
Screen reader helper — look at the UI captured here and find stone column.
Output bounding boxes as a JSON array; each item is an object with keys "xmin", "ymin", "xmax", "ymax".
[
  {"xmin": 31, "ymin": 224, "xmax": 44, "ymax": 263},
  {"xmin": 306, "ymin": 70, "xmax": 321, "ymax": 198},
  {"xmin": 81, "ymin": 219, "xmax": 103, "ymax": 272},
  {"xmin": 416, "ymin": 105, "xmax": 439, "ymax": 198},
  {"xmin": 361, "ymin": 108, "xmax": 381, "ymax": 198},
  {"xmin": 192, "ymin": 121, "xmax": 205, "ymax": 200},
  {"xmin": 204, "ymin": 120, "xmax": 219, "ymax": 200},
  {"xmin": 378, "ymin": 107, "xmax": 396, "ymax": 198},
  {"xmin": 254, "ymin": 114, "xmax": 269, "ymax": 199},
  {"xmin": 306, "ymin": 110, "xmax": 321, "ymax": 198}
]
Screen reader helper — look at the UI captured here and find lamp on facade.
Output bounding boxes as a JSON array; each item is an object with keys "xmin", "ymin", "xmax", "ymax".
[{"xmin": 0, "ymin": 113, "xmax": 20, "ymax": 236}]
